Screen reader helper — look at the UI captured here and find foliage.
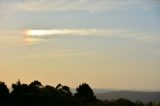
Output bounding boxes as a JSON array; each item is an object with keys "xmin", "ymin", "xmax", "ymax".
[{"xmin": 0, "ymin": 80, "xmax": 158, "ymax": 106}]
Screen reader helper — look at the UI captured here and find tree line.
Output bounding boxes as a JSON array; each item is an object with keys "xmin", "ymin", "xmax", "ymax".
[{"xmin": 0, "ymin": 80, "xmax": 159, "ymax": 106}]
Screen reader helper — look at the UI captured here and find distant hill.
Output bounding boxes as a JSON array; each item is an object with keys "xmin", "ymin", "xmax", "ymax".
[{"xmin": 96, "ymin": 91, "xmax": 160, "ymax": 103}]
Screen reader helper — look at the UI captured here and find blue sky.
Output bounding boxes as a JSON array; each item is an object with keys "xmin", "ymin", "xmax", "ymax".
[{"xmin": 0, "ymin": 0, "xmax": 160, "ymax": 90}]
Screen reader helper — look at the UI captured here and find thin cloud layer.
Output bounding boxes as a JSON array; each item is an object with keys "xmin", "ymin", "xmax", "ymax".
[
  {"xmin": 26, "ymin": 49, "xmax": 94, "ymax": 59},
  {"xmin": 0, "ymin": 0, "xmax": 159, "ymax": 13},
  {"xmin": 24, "ymin": 28, "xmax": 160, "ymax": 45}
]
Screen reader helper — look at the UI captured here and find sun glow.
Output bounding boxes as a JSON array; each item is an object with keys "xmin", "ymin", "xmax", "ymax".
[
  {"xmin": 25, "ymin": 29, "xmax": 100, "ymax": 37},
  {"xmin": 26, "ymin": 29, "xmax": 71, "ymax": 36},
  {"xmin": 24, "ymin": 30, "xmax": 44, "ymax": 45},
  {"xmin": 26, "ymin": 30, "xmax": 53, "ymax": 36}
]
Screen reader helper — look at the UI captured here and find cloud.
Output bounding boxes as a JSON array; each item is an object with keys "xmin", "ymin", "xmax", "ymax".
[
  {"xmin": 24, "ymin": 28, "xmax": 160, "ymax": 45},
  {"xmin": 0, "ymin": 0, "xmax": 159, "ymax": 13},
  {"xmin": 26, "ymin": 29, "xmax": 118, "ymax": 37},
  {"xmin": 26, "ymin": 49, "xmax": 94, "ymax": 59}
]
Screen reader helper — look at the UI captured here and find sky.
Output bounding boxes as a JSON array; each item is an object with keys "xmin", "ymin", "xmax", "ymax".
[{"xmin": 0, "ymin": 0, "xmax": 160, "ymax": 91}]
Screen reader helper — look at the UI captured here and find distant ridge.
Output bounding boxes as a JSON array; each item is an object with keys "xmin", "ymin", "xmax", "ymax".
[{"xmin": 96, "ymin": 90, "xmax": 160, "ymax": 103}]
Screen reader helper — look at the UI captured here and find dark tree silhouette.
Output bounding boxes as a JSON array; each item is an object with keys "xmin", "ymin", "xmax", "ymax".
[
  {"xmin": 56, "ymin": 83, "xmax": 62, "ymax": 89},
  {"xmin": 11, "ymin": 79, "xmax": 22, "ymax": 96},
  {"xmin": 0, "ymin": 82, "xmax": 9, "ymax": 104},
  {"xmin": 148, "ymin": 102, "xmax": 153, "ymax": 106},
  {"xmin": 0, "ymin": 80, "xmax": 157, "ymax": 106},
  {"xmin": 29, "ymin": 80, "xmax": 42, "ymax": 88},
  {"xmin": 74, "ymin": 83, "xmax": 97, "ymax": 103},
  {"xmin": 135, "ymin": 100, "xmax": 144, "ymax": 106},
  {"xmin": 61, "ymin": 85, "xmax": 72, "ymax": 96}
]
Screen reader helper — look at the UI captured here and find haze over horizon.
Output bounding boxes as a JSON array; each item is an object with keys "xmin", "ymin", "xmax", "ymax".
[{"xmin": 0, "ymin": 0, "xmax": 160, "ymax": 91}]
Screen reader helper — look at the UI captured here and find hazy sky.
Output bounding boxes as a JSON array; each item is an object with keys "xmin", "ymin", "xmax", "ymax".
[{"xmin": 0, "ymin": 0, "xmax": 160, "ymax": 90}]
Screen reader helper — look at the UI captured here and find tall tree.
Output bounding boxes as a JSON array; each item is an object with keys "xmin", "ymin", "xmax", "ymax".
[
  {"xmin": 0, "ymin": 81, "xmax": 9, "ymax": 104},
  {"xmin": 75, "ymin": 83, "xmax": 96, "ymax": 103}
]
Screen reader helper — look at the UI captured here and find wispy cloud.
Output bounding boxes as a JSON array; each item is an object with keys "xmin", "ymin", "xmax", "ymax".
[
  {"xmin": 24, "ymin": 28, "xmax": 160, "ymax": 45},
  {"xmin": 0, "ymin": 0, "xmax": 159, "ymax": 13},
  {"xmin": 26, "ymin": 49, "xmax": 94, "ymax": 59}
]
